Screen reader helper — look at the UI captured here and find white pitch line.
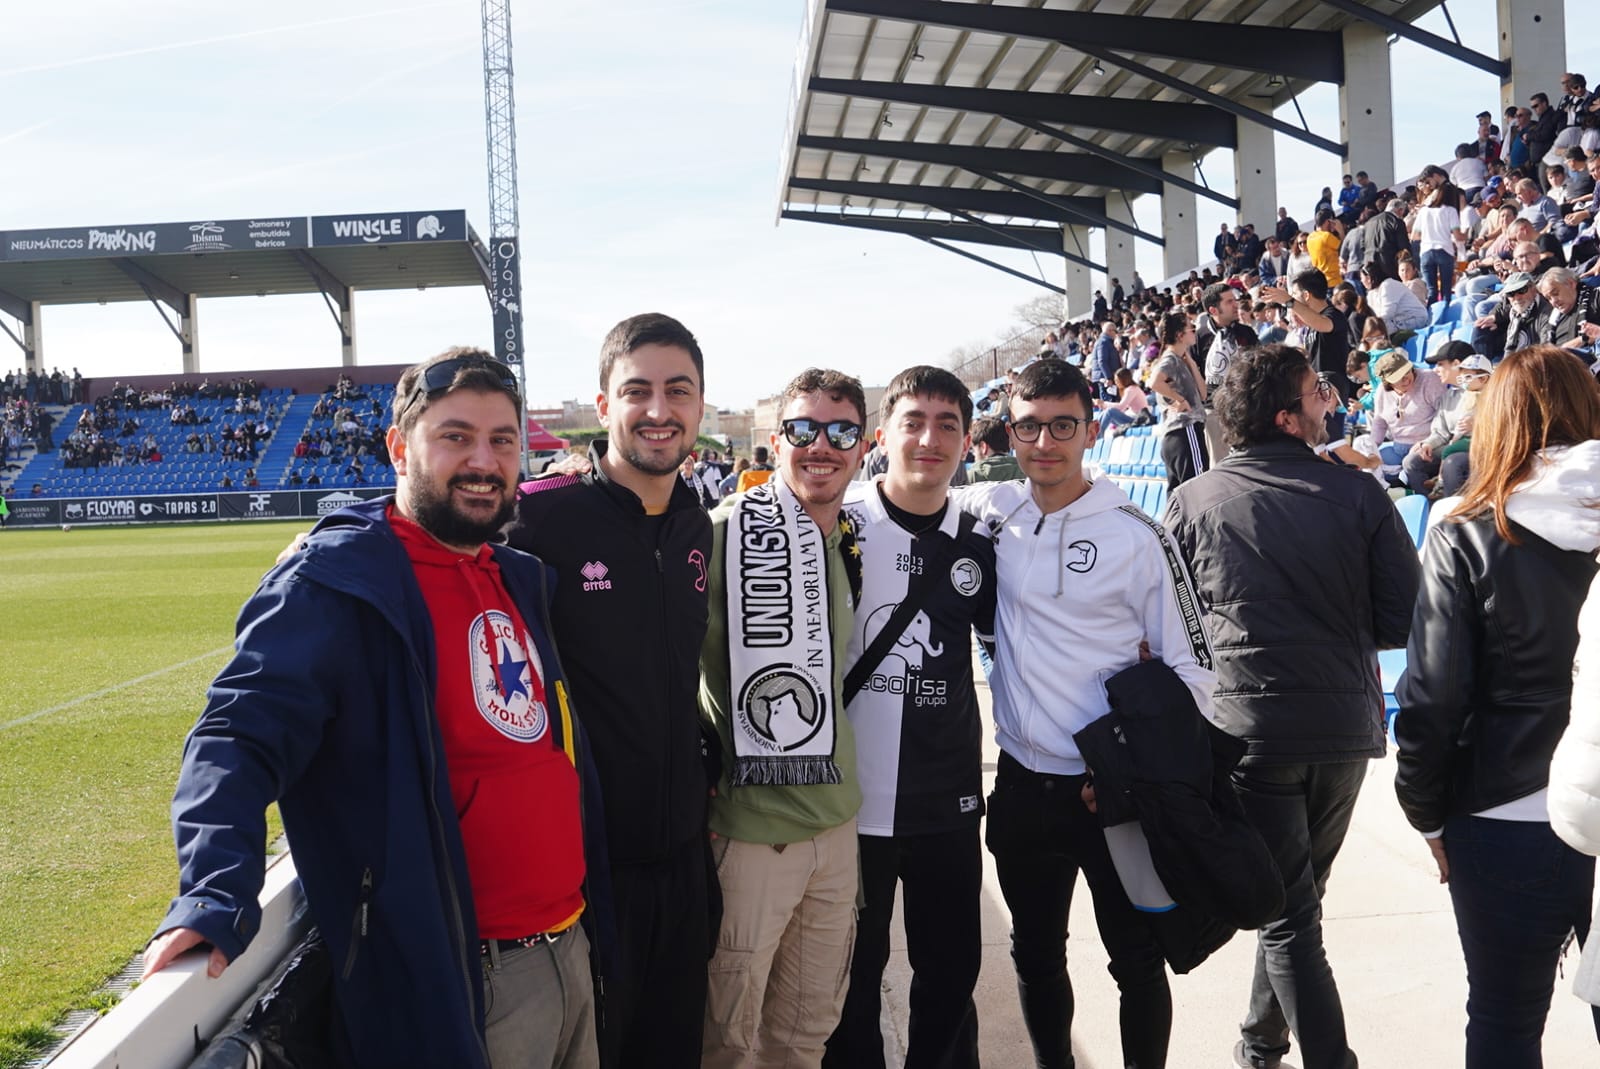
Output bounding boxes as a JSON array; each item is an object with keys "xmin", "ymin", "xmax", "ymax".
[{"xmin": 1, "ymin": 644, "xmax": 234, "ymax": 732}]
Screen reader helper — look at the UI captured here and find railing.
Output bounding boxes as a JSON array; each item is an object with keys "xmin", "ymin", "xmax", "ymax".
[{"xmin": 949, "ymin": 324, "xmax": 1052, "ymax": 389}]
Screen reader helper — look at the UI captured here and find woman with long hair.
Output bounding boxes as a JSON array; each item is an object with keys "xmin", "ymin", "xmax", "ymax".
[
  {"xmin": 1395, "ymin": 345, "xmax": 1600, "ymax": 1067},
  {"xmin": 1286, "ymin": 232, "xmax": 1314, "ymax": 281}
]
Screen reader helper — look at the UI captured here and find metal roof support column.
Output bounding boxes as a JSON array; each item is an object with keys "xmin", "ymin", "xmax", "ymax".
[
  {"xmin": 1104, "ymin": 199, "xmax": 1138, "ymax": 302},
  {"xmin": 1496, "ymin": 0, "xmax": 1567, "ymax": 114},
  {"xmin": 1063, "ymin": 225, "xmax": 1093, "ymax": 321},
  {"xmin": 1340, "ymin": 23, "xmax": 1395, "ymax": 189},
  {"xmin": 1234, "ymin": 105, "xmax": 1279, "ymax": 233},
  {"xmin": 181, "ymin": 297, "xmax": 200, "ymax": 375},
  {"xmin": 1161, "ymin": 152, "xmax": 1200, "ymax": 281},
  {"xmin": 343, "ymin": 294, "xmax": 359, "ymax": 367},
  {"xmin": 25, "ymin": 307, "xmax": 43, "ymax": 374}
]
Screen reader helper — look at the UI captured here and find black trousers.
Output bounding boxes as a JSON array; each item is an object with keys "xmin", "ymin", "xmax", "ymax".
[
  {"xmin": 1160, "ymin": 423, "xmax": 1209, "ymax": 491},
  {"xmin": 824, "ymin": 826, "xmax": 983, "ymax": 1069},
  {"xmin": 602, "ymin": 837, "xmax": 711, "ymax": 1069},
  {"xmin": 986, "ymin": 751, "xmax": 1171, "ymax": 1069},
  {"xmin": 1233, "ymin": 761, "xmax": 1365, "ymax": 1069}
]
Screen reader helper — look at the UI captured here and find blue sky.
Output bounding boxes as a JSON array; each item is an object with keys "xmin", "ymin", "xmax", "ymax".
[{"xmin": 2, "ymin": 0, "xmax": 1595, "ymax": 408}]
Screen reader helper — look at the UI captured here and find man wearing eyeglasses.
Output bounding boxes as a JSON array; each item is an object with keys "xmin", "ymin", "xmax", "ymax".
[
  {"xmin": 143, "ymin": 349, "xmax": 606, "ymax": 1068},
  {"xmin": 955, "ymin": 358, "xmax": 1217, "ymax": 1069},
  {"xmin": 1164, "ymin": 345, "xmax": 1420, "ymax": 1069},
  {"xmin": 700, "ymin": 369, "xmax": 870, "ymax": 1069},
  {"xmin": 504, "ymin": 313, "xmax": 715, "ymax": 1069}
]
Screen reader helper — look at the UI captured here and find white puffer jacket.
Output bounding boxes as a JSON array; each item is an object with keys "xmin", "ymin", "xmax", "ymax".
[{"xmin": 1549, "ymin": 570, "xmax": 1600, "ymax": 854}]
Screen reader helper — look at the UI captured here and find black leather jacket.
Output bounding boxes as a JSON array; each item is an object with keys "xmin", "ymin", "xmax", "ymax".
[
  {"xmin": 1394, "ymin": 515, "xmax": 1599, "ymax": 832},
  {"xmin": 1166, "ymin": 439, "xmax": 1421, "ymax": 765}
]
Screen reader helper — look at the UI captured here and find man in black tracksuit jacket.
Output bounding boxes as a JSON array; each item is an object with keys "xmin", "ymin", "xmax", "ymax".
[{"xmin": 505, "ymin": 316, "xmax": 714, "ymax": 1069}]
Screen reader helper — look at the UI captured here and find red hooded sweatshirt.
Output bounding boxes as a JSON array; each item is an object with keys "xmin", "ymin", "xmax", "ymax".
[{"xmin": 391, "ymin": 507, "xmax": 585, "ymax": 938}]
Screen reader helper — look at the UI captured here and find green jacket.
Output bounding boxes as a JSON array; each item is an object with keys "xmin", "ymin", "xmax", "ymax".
[
  {"xmin": 701, "ymin": 496, "xmax": 861, "ymax": 844},
  {"xmin": 969, "ymin": 454, "xmax": 1023, "ymax": 483}
]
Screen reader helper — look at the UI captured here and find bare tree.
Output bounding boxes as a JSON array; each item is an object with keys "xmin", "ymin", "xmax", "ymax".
[{"xmin": 1013, "ymin": 293, "xmax": 1065, "ymax": 332}]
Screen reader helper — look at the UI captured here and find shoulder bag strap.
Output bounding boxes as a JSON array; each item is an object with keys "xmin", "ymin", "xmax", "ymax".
[{"xmin": 843, "ymin": 511, "xmax": 978, "ymax": 704}]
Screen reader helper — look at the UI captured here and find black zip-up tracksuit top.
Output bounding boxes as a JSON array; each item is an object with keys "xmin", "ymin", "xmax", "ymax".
[{"xmin": 506, "ymin": 441, "xmax": 714, "ymax": 865}]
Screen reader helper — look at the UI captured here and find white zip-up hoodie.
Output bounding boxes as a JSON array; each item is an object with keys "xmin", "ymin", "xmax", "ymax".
[{"xmin": 954, "ymin": 477, "xmax": 1217, "ymax": 775}]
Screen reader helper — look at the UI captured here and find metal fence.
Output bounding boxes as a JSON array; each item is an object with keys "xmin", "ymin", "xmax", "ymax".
[{"xmin": 949, "ymin": 324, "xmax": 1051, "ymax": 390}]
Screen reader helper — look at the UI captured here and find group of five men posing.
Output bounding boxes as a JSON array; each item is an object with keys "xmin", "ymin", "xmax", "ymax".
[{"xmin": 145, "ymin": 311, "xmax": 1415, "ymax": 1069}]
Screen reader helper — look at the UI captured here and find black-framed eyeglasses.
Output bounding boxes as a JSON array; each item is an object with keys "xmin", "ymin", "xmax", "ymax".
[
  {"xmin": 1288, "ymin": 379, "xmax": 1337, "ymax": 411},
  {"xmin": 398, "ymin": 355, "xmax": 520, "ymax": 418},
  {"xmin": 1010, "ymin": 416, "xmax": 1088, "ymax": 443},
  {"xmin": 781, "ymin": 418, "xmax": 863, "ymax": 450}
]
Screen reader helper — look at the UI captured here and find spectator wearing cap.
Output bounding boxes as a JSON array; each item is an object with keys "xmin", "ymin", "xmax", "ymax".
[
  {"xmin": 1369, "ymin": 351, "xmax": 1446, "ymax": 472},
  {"xmin": 1473, "ymin": 271, "xmax": 1548, "ymax": 360},
  {"xmin": 1401, "ymin": 343, "xmax": 1482, "ymax": 494}
]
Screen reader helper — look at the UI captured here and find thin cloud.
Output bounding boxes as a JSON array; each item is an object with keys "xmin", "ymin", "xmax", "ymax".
[
  {"xmin": 0, "ymin": 4, "xmax": 455, "ymax": 79},
  {"xmin": 0, "ymin": 118, "xmax": 53, "ymax": 146}
]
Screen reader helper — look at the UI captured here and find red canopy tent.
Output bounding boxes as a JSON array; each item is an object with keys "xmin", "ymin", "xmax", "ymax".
[{"xmin": 526, "ymin": 418, "xmax": 569, "ymax": 451}]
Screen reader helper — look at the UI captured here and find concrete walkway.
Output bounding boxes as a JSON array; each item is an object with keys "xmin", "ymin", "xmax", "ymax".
[{"xmin": 876, "ymin": 668, "xmax": 1600, "ymax": 1067}]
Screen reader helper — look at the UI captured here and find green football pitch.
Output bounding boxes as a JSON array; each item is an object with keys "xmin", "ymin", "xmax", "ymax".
[{"xmin": 0, "ymin": 520, "xmax": 303, "ymax": 1068}]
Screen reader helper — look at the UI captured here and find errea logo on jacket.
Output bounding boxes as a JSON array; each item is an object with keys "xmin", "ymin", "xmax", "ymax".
[{"xmin": 580, "ymin": 561, "xmax": 612, "ymax": 591}]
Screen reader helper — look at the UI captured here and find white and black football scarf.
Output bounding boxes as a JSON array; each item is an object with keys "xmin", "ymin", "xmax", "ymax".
[{"xmin": 725, "ymin": 477, "xmax": 843, "ymax": 787}]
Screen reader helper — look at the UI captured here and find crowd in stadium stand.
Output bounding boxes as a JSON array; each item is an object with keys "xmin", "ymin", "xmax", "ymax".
[
  {"xmin": 1015, "ymin": 70, "xmax": 1600, "ymax": 505},
  {"xmin": 1, "ymin": 366, "xmax": 82, "ymax": 405}
]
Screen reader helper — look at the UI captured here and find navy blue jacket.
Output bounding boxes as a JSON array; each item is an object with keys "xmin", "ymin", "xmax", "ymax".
[{"xmin": 156, "ymin": 498, "xmax": 612, "ymax": 1068}]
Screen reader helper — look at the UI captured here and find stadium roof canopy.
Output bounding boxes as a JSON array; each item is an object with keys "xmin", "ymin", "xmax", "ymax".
[
  {"xmin": 777, "ymin": 0, "xmax": 1503, "ymax": 285},
  {"xmin": 0, "ymin": 210, "xmax": 491, "ymax": 368}
]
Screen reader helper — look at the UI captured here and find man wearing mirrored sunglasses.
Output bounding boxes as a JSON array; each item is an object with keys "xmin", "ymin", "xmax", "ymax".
[
  {"xmin": 505, "ymin": 312, "xmax": 715, "ymax": 1069},
  {"xmin": 701, "ymin": 369, "xmax": 870, "ymax": 1069},
  {"xmin": 145, "ymin": 349, "xmax": 606, "ymax": 1068},
  {"xmin": 954, "ymin": 358, "xmax": 1217, "ymax": 1069}
]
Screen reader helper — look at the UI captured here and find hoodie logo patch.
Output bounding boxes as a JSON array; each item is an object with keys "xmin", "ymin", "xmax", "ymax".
[
  {"xmin": 1066, "ymin": 540, "xmax": 1098, "ymax": 573},
  {"xmin": 580, "ymin": 560, "xmax": 613, "ymax": 591},
  {"xmin": 469, "ymin": 610, "xmax": 548, "ymax": 742}
]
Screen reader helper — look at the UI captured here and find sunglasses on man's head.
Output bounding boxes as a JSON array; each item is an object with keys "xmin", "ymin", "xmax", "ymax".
[
  {"xmin": 780, "ymin": 418, "xmax": 863, "ymax": 450},
  {"xmin": 400, "ymin": 355, "xmax": 520, "ymax": 416}
]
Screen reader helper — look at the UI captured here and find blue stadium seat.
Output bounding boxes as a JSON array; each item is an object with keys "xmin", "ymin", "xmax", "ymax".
[
  {"xmin": 1394, "ymin": 494, "xmax": 1430, "ymax": 550},
  {"xmin": 1429, "ymin": 300, "xmax": 1462, "ymax": 327}
]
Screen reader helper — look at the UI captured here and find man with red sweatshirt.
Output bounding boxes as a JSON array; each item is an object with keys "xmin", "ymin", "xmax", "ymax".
[{"xmin": 143, "ymin": 349, "xmax": 606, "ymax": 1069}]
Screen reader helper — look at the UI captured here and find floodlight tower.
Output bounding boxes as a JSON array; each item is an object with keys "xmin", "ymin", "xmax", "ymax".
[{"xmin": 481, "ymin": 0, "xmax": 524, "ymax": 394}]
